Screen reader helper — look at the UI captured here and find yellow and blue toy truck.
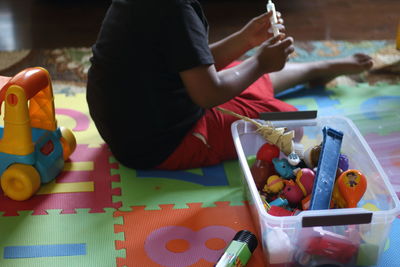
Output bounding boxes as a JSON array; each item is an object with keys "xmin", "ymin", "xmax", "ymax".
[{"xmin": 0, "ymin": 67, "xmax": 76, "ymax": 201}]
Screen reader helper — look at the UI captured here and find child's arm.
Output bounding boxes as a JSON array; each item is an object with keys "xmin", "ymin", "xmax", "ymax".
[
  {"xmin": 210, "ymin": 12, "xmax": 282, "ymax": 71},
  {"xmin": 181, "ymin": 34, "xmax": 294, "ymax": 109},
  {"xmin": 210, "ymin": 31, "xmax": 253, "ymax": 71}
]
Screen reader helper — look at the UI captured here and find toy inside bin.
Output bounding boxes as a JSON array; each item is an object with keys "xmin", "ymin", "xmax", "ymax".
[{"xmin": 231, "ymin": 116, "xmax": 400, "ymax": 267}]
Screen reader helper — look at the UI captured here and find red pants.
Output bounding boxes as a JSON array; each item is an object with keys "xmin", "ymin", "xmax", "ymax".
[{"xmin": 157, "ymin": 63, "xmax": 297, "ymax": 170}]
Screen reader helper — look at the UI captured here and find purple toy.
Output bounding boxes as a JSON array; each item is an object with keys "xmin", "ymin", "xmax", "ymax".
[{"xmin": 338, "ymin": 154, "xmax": 349, "ymax": 171}]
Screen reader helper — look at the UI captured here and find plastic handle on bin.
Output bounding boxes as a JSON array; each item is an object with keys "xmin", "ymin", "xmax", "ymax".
[
  {"xmin": 259, "ymin": 110, "xmax": 317, "ymax": 121},
  {"xmin": 302, "ymin": 212, "xmax": 372, "ymax": 227}
]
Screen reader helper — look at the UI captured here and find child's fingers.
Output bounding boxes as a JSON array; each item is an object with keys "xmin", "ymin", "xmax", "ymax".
[
  {"xmin": 275, "ymin": 24, "xmax": 286, "ymax": 32},
  {"xmin": 254, "ymin": 11, "xmax": 273, "ymax": 23},
  {"xmin": 266, "ymin": 33, "xmax": 285, "ymax": 45},
  {"xmin": 285, "ymin": 45, "xmax": 295, "ymax": 55},
  {"xmin": 279, "ymin": 36, "xmax": 294, "ymax": 48}
]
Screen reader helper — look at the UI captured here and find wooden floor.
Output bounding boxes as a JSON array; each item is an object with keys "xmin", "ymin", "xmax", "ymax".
[{"xmin": 0, "ymin": 0, "xmax": 399, "ymax": 51}]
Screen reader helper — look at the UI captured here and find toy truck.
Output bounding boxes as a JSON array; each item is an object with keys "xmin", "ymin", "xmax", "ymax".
[
  {"xmin": 0, "ymin": 67, "xmax": 76, "ymax": 201},
  {"xmin": 297, "ymin": 227, "xmax": 359, "ymax": 265}
]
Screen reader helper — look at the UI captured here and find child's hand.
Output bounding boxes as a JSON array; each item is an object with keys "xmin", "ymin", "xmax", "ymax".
[
  {"xmin": 239, "ymin": 11, "xmax": 285, "ymax": 49},
  {"xmin": 254, "ymin": 34, "xmax": 294, "ymax": 73}
]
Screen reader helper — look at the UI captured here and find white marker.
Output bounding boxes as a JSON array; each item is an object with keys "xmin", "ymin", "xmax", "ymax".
[{"xmin": 266, "ymin": 0, "xmax": 280, "ymax": 37}]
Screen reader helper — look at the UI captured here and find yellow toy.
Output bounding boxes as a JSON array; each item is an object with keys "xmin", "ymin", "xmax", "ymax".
[
  {"xmin": 0, "ymin": 67, "xmax": 76, "ymax": 201},
  {"xmin": 263, "ymin": 175, "xmax": 285, "ymax": 194}
]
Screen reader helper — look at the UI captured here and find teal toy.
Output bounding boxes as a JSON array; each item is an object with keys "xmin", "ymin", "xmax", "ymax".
[{"xmin": 272, "ymin": 158, "xmax": 296, "ymax": 179}]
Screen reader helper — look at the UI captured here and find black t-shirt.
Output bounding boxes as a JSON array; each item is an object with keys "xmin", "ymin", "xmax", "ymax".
[{"xmin": 87, "ymin": 0, "xmax": 214, "ymax": 169}]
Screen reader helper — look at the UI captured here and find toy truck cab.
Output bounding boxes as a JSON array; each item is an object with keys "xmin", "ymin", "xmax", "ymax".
[{"xmin": 0, "ymin": 67, "xmax": 76, "ymax": 201}]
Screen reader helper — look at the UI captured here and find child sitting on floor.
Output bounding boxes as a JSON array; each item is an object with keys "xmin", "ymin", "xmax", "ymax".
[{"xmin": 86, "ymin": 0, "xmax": 373, "ymax": 170}]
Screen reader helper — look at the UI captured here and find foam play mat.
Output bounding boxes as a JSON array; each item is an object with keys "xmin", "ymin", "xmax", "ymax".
[{"xmin": 0, "ymin": 41, "xmax": 399, "ymax": 266}]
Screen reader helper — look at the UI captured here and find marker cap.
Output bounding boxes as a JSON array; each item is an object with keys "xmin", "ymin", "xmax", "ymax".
[{"xmin": 233, "ymin": 230, "xmax": 258, "ymax": 253}]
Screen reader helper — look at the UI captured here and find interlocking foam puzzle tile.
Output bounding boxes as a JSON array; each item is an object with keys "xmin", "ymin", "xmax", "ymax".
[
  {"xmin": 114, "ymin": 201, "xmax": 265, "ymax": 267},
  {"xmin": 0, "ymin": 144, "xmax": 121, "ymax": 216},
  {"xmin": 280, "ymin": 85, "xmax": 350, "ymax": 119},
  {"xmin": 112, "ymin": 159, "xmax": 246, "ymax": 210},
  {"xmin": 345, "ymin": 110, "xmax": 400, "ymax": 139},
  {"xmin": 0, "ymin": 208, "xmax": 124, "ymax": 267},
  {"xmin": 325, "ymin": 83, "xmax": 400, "ymax": 134},
  {"xmin": 54, "ymin": 93, "xmax": 105, "ymax": 147},
  {"xmin": 365, "ymin": 132, "xmax": 400, "ymax": 197},
  {"xmin": 292, "ymin": 41, "xmax": 392, "ymax": 61},
  {"xmin": 378, "ymin": 218, "xmax": 400, "ymax": 266},
  {"xmin": 284, "ymin": 83, "xmax": 400, "ymax": 134}
]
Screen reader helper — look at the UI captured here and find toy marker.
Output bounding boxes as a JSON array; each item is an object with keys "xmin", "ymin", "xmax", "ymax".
[
  {"xmin": 215, "ymin": 230, "xmax": 258, "ymax": 267},
  {"xmin": 266, "ymin": 0, "xmax": 280, "ymax": 37}
]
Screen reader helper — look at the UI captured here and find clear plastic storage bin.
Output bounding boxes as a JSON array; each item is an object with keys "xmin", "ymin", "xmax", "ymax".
[{"xmin": 231, "ymin": 116, "xmax": 400, "ymax": 267}]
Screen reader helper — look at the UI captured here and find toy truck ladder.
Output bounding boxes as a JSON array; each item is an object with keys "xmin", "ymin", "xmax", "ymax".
[
  {"xmin": 0, "ymin": 68, "xmax": 57, "ymax": 156},
  {"xmin": 309, "ymin": 127, "xmax": 344, "ymax": 210}
]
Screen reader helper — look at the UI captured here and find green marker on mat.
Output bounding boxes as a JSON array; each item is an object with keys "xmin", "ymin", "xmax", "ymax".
[{"xmin": 215, "ymin": 230, "xmax": 258, "ymax": 267}]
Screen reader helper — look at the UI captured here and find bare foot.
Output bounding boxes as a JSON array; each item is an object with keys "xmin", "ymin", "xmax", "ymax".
[{"xmin": 310, "ymin": 53, "xmax": 374, "ymax": 86}]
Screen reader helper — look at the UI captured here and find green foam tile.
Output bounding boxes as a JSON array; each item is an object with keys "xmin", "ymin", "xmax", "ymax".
[
  {"xmin": 112, "ymin": 160, "xmax": 246, "ymax": 210},
  {"xmin": 0, "ymin": 208, "xmax": 121, "ymax": 267}
]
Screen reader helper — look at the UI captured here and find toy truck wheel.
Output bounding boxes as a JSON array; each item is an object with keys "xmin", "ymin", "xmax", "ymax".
[
  {"xmin": 60, "ymin": 127, "xmax": 77, "ymax": 160},
  {"xmin": 1, "ymin": 164, "xmax": 41, "ymax": 201}
]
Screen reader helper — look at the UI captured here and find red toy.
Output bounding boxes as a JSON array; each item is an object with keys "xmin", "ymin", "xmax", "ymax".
[
  {"xmin": 281, "ymin": 168, "xmax": 315, "ymax": 205},
  {"xmin": 250, "ymin": 159, "xmax": 275, "ymax": 190},
  {"xmin": 301, "ymin": 227, "xmax": 358, "ymax": 264},
  {"xmin": 268, "ymin": 206, "xmax": 295, "ymax": 217},
  {"xmin": 281, "ymin": 180, "xmax": 304, "ymax": 205},
  {"xmin": 256, "ymin": 143, "xmax": 280, "ymax": 163},
  {"xmin": 295, "ymin": 168, "xmax": 315, "ymax": 196}
]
